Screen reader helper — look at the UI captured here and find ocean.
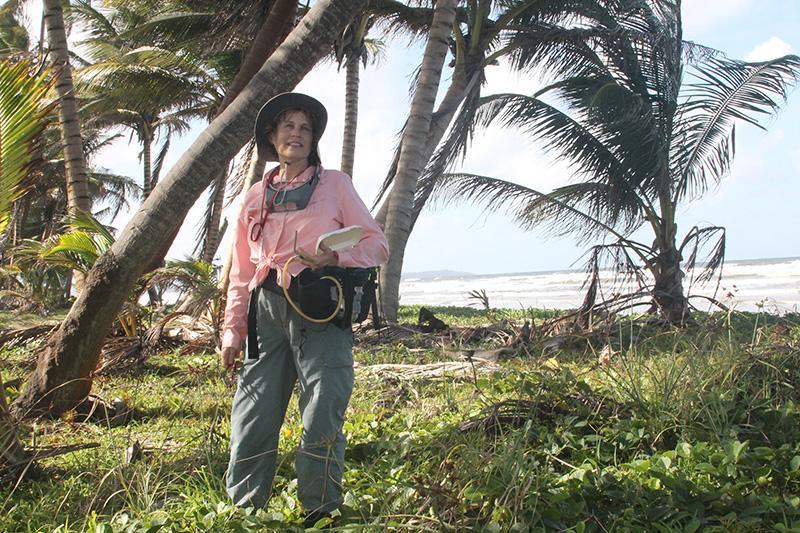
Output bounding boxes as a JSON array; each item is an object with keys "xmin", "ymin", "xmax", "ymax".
[{"xmin": 399, "ymin": 257, "xmax": 800, "ymax": 314}]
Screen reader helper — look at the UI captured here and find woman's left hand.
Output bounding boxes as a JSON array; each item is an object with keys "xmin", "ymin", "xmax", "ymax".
[{"xmin": 296, "ymin": 243, "xmax": 339, "ymax": 269}]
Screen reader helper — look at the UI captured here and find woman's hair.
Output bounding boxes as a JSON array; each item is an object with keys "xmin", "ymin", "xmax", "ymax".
[{"xmin": 270, "ymin": 108, "xmax": 321, "ymax": 165}]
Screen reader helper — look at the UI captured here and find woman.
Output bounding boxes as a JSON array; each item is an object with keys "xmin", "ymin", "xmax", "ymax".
[{"xmin": 220, "ymin": 92, "xmax": 388, "ymax": 521}]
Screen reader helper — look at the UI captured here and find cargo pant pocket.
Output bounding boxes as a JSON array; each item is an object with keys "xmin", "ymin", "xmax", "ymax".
[{"xmin": 318, "ymin": 324, "xmax": 353, "ymax": 368}]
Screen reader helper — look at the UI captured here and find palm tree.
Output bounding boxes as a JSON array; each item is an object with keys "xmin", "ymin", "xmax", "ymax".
[
  {"xmin": 427, "ymin": 0, "xmax": 800, "ymax": 324},
  {"xmin": 3, "ymin": 213, "xmax": 114, "ymax": 312},
  {"xmin": 334, "ymin": 11, "xmax": 385, "ymax": 178},
  {"xmin": 72, "ymin": 1, "xmax": 224, "ymax": 200},
  {"xmin": 0, "ymin": 0, "xmax": 29, "ymax": 53},
  {"xmin": 11, "ymin": 0, "xmax": 370, "ymax": 419},
  {"xmin": 376, "ymin": 0, "xmax": 632, "ymax": 321},
  {"xmin": 11, "ymin": 127, "xmax": 140, "ymax": 246},
  {"xmin": 43, "ymin": 0, "xmax": 91, "ymax": 217},
  {"xmin": 380, "ymin": 0, "xmax": 457, "ymax": 322}
]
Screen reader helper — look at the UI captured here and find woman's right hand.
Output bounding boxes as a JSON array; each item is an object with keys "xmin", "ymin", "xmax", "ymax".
[{"xmin": 221, "ymin": 346, "xmax": 242, "ymax": 371}]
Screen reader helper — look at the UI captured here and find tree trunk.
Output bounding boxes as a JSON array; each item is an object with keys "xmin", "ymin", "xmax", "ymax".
[
  {"xmin": 201, "ymin": 0, "xmax": 298, "ymax": 264},
  {"xmin": 142, "ymin": 128, "xmax": 153, "ymax": 199},
  {"xmin": 341, "ymin": 57, "xmax": 360, "ymax": 177},
  {"xmin": 44, "ymin": 0, "xmax": 91, "ymax": 297},
  {"xmin": 43, "ymin": 0, "xmax": 90, "ymax": 217},
  {"xmin": 652, "ymin": 244, "xmax": 690, "ymax": 325},
  {"xmin": 10, "ymin": 0, "xmax": 368, "ymax": 420},
  {"xmin": 374, "ymin": 69, "xmax": 474, "ymax": 228},
  {"xmin": 1, "ymin": 370, "xmax": 30, "ymax": 474},
  {"xmin": 379, "ymin": 0, "xmax": 457, "ymax": 322}
]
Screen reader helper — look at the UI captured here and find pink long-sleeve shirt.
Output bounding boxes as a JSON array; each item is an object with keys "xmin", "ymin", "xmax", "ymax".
[{"xmin": 222, "ymin": 165, "xmax": 389, "ymax": 350}]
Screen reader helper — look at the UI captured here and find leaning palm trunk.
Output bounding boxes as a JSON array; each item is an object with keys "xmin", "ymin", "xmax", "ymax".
[
  {"xmin": 10, "ymin": 0, "xmax": 368, "ymax": 419},
  {"xmin": 379, "ymin": 0, "xmax": 457, "ymax": 322},
  {"xmin": 375, "ymin": 69, "xmax": 476, "ymax": 227},
  {"xmin": 201, "ymin": 0, "xmax": 298, "ymax": 264},
  {"xmin": 340, "ymin": 57, "xmax": 360, "ymax": 177}
]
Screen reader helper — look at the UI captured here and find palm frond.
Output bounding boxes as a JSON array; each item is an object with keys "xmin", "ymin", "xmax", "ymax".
[
  {"xmin": 69, "ymin": 1, "xmax": 120, "ymax": 46},
  {"xmin": 369, "ymin": 0, "xmax": 435, "ymax": 43},
  {"xmin": 36, "ymin": 213, "xmax": 116, "ymax": 272},
  {"xmin": 371, "ymin": 116, "xmax": 407, "ymax": 211},
  {"xmin": 118, "ymin": 11, "xmax": 215, "ymax": 48},
  {"xmin": 581, "ymin": 240, "xmax": 651, "ymax": 298},
  {"xmin": 679, "ymin": 225, "xmax": 726, "ymax": 286},
  {"xmin": 63, "ymin": 211, "xmax": 117, "ymax": 245},
  {"xmin": 673, "ymin": 54, "xmax": 800, "ymax": 201},
  {"xmin": 89, "ymin": 171, "xmax": 142, "ymax": 221},
  {"xmin": 412, "ymin": 70, "xmax": 483, "ymax": 220},
  {"xmin": 429, "ymin": 172, "xmax": 646, "ymax": 256},
  {"xmin": 471, "ymin": 91, "xmax": 651, "ymax": 224},
  {"xmin": 150, "ymin": 137, "xmax": 171, "ymax": 190},
  {"xmin": 225, "ymin": 139, "xmax": 256, "ymax": 202},
  {"xmin": 0, "ymin": 59, "xmax": 55, "ymax": 235},
  {"xmin": 146, "ymin": 257, "xmax": 217, "ymax": 288}
]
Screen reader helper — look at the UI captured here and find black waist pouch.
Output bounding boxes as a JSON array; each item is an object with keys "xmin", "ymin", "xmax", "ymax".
[{"xmin": 296, "ymin": 266, "xmax": 378, "ymax": 329}]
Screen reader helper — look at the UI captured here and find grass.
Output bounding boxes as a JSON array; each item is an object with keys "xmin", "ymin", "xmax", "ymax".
[{"xmin": 2, "ymin": 307, "xmax": 800, "ymax": 531}]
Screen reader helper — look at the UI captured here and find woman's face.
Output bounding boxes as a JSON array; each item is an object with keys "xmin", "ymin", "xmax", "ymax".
[{"xmin": 269, "ymin": 110, "xmax": 314, "ymax": 165}]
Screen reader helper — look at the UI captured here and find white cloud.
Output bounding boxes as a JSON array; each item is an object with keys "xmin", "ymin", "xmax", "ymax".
[{"xmin": 745, "ymin": 36, "xmax": 796, "ymax": 62}]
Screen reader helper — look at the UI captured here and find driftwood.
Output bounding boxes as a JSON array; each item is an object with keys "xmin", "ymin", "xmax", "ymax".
[
  {"xmin": 447, "ymin": 347, "xmax": 517, "ymax": 363},
  {"xmin": 356, "ymin": 359, "xmax": 501, "ymax": 381}
]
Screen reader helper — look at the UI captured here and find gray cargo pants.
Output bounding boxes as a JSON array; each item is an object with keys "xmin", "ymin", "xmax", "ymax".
[{"xmin": 226, "ymin": 287, "xmax": 354, "ymax": 513}]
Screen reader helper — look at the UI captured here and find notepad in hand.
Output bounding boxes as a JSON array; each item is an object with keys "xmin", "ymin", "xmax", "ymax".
[{"xmin": 315, "ymin": 225, "xmax": 363, "ymax": 254}]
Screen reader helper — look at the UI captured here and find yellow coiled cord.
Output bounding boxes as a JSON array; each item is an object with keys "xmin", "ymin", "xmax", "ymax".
[{"xmin": 281, "ymin": 254, "xmax": 344, "ymax": 323}]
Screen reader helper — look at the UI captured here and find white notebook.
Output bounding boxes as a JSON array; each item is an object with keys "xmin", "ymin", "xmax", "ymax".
[{"xmin": 315, "ymin": 225, "xmax": 363, "ymax": 254}]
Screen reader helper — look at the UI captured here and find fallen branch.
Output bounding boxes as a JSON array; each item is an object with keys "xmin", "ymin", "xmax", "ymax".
[
  {"xmin": 0, "ymin": 324, "xmax": 57, "ymax": 349},
  {"xmin": 356, "ymin": 359, "xmax": 501, "ymax": 381}
]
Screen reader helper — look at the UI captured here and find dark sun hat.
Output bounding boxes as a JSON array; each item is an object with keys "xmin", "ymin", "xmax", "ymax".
[{"xmin": 254, "ymin": 92, "xmax": 328, "ymax": 162}]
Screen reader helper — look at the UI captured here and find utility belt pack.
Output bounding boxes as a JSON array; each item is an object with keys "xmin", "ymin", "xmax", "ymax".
[
  {"xmin": 247, "ymin": 267, "xmax": 378, "ymax": 360},
  {"xmin": 258, "ymin": 267, "xmax": 378, "ymax": 327},
  {"xmin": 293, "ymin": 266, "xmax": 378, "ymax": 329}
]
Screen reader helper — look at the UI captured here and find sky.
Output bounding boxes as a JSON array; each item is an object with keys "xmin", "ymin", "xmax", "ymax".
[{"xmin": 77, "ymin": 1, "xmax": 800, "ymax": 275}]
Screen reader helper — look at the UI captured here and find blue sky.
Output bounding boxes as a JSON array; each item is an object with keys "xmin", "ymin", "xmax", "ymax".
[{"xmin": 91, "ymin": 1, "xmax": 800, "ymax": 275}]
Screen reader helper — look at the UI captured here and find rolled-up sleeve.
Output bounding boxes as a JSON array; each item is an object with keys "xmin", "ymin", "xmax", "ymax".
[{"xmin": 334, "ymin": 173, "xmax": 389, "ymax": 268}]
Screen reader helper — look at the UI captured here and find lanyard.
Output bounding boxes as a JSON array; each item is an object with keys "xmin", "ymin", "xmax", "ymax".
[{"xmin": 249, "ymin": 165, "xmax": 317, "ymax": 243}]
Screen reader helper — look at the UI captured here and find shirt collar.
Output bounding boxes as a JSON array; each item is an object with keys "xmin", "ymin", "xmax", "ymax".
[{"xmin": 268, "ymin": 164, "xmax": 320, "ymax": 185}]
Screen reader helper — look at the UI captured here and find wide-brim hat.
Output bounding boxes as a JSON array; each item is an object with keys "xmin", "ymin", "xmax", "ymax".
[{"xmin": 254, "ymin": 92, "xmax": 328, "ymax": 162}]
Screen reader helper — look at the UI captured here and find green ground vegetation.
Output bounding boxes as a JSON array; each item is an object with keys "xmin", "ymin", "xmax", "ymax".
[{"xmin": 2, "ymin": 306, "xmax": 800, "ymax": 531}]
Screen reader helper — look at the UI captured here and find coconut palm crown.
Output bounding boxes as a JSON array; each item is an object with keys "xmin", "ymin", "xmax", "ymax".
[{"xmin": 428, "ymin": 0, "xmax": 800, "ymax": 324}]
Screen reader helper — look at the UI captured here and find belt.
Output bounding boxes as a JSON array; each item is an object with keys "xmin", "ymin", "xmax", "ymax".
[
  {"xmin": 246, "ymin": 269, "xmax": 298, "ymax": 360},
  {"xmin": 260, "ymin": 268, "xmax": 298, "ymax": 296}
]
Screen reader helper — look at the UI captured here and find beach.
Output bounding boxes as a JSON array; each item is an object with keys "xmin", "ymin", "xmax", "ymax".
[{"xmin": 400, "ymin": 256, "xmax": 800, "ymax": 313}]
